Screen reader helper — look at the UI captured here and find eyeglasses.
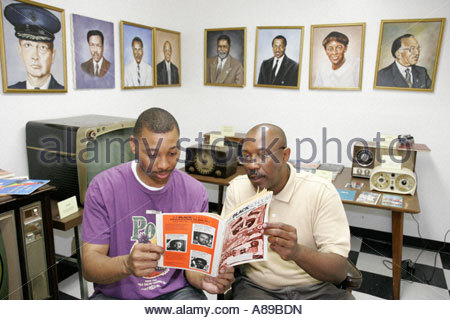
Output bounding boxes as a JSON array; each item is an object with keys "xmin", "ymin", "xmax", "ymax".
[
  {"xmin": 399, "ymin": 46, "xmax": 421, "ymax": 53},
  {"xmin": 238, "ymin": 147, "xmax": 286, "ymax": 165}
]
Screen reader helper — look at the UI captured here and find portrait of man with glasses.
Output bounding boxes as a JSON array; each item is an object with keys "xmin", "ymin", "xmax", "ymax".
[
  {"xmin": 81, "ymin": 30, "xmax": 111, "ymax": 78},
  {"xmin": 376, "ymin": 34, "xmax": 431, "ymax": 89}
]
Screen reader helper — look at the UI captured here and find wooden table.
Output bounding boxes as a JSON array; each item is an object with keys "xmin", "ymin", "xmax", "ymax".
[
  {"xmin": 183, "ymin": 166, "xmax": 246, "ymax": 214},
  {"xmin": 334, "ymin": 168, "xmax": 420, "ymax": 300},
  {"xmin": 51, "ymin": 200, "xmax": 88, "ymax": 299}
]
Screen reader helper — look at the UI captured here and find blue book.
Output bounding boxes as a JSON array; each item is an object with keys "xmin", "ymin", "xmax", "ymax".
[
  {"xmin": 0, "ymin": 179, "xmax": 49, "ymax": 195},
  {"xmin": 337, "ymin": 189, "xmax": 357, "ymax": 201}
]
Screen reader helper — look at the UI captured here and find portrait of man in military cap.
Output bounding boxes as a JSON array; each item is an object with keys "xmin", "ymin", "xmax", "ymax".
[
  {"xmin": 72, "ymin": 14, "xmax": 115, "ymax": 89},
  {"xmin": 0, "ymin": 0, "xmax": 67, "ymax": 92}
]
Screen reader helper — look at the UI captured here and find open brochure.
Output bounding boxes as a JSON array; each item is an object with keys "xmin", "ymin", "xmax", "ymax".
[{"xmin": 155, "ymin": 190, "xmax": 273, "ymax": 277}]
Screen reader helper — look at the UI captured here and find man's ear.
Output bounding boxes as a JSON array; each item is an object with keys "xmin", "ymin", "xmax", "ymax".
[
  {"xmin": 395, "ymin": 50, "xmax": 401, "ymax": 59},
  {"xmin": 51, "ymin": 49, "xmax": 56, "ymax": 64},
  {"xmin": 129, "ymin": 135, "xmax": 137, "ymax": 155},
  {"xmin": 282, "ymin": 147, "xmax": 291, "ymax": 163}
]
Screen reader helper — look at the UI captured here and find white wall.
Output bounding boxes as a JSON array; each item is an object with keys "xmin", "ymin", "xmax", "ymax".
[{"xmin": 1, "ymin": 0, "xmax": 449, "ymax": 247}]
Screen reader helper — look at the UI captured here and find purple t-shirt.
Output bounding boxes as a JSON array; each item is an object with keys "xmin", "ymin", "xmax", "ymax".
[{"xmin": 82, "ymin": 162, "xmax": 208, "ymax": 299}]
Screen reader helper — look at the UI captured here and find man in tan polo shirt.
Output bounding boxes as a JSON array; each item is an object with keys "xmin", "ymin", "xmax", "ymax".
[{"xmin": 222, "ymin": 123, "xmax": 353, "ymax": 299}]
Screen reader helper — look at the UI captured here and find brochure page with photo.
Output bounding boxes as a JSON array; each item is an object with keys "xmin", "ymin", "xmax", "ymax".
[{"xmin": 156, "ymin": 190, "xmax": 272, "ymax": 276}]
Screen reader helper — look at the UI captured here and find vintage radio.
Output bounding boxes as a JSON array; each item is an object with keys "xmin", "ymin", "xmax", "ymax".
[
  {"xmin": 185, "ymin": 144, "xmax": 237, "ymax": 178},
  {"xmin": 351, "ymin": 141, "xmax": 416, "ymax": 179},
  {"xmin": 370, "ymin": 166, "xmax": 417, "ymax": 195}
]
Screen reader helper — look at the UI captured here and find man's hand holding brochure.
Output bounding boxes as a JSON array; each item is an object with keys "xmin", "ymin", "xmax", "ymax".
[{"xmin": 155, "ymin": 189, "xmax": 273, "ymax": 276}]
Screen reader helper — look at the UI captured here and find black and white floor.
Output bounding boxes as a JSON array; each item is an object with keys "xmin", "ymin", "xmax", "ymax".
[{"xmin": 56, "ymin": 235, "xmax": 450, "ymax": 300}]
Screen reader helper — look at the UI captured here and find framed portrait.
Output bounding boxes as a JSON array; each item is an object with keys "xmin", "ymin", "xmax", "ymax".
[
  {"xmin": 0, "ymin": 0, "xmax": 67, "ymax": 93},
  {"xmin": 309, "ymin": 23, "xmax": 365, "ymax": 90},
  {"xmin": 72, "ymin": 14, "xmax": 115, "ymax": 89},
  {"xmin": 204, "ymin": 27, "xmax": 246, "ymax": 87},
  {"xmin": 254, "ymin": 26, "xmax": 303, "ymax": 89},
  {"xmin": 374, "ymin": 18, "xmax": 445, "ymax": 92},
  {"xmin": 120, "ymin": 21, "xmax": 154, "ymax": 89},
  {"xmin": 154, "ymin": 27, "xmax": 181, "ymax": 87}
]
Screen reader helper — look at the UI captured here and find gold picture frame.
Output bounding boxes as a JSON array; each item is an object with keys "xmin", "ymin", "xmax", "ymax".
[
  {"xmin": 120, "ymin": 21, "xmax": 154, "ymax": 89},
  {"xmin": 374, "ymin": 18, "xmax": 445, "ymax": 92},
  {"xmin": 204, "ymin": 27, "xmax": 246, "ymax": 87},
  {"xmin": 0, "ymin": 0, "xmax": 67, "ymax": 92},
  {"xmin": 254, "ymin": 26, "xmax": 303, "ymax": 90},
  {"xmin": 309, "ymin": 23, "xmax": 365, "ymax": 91},
  {"xmin": 154, "ymin": 27, "xmax": 181, "ymax": 87}
]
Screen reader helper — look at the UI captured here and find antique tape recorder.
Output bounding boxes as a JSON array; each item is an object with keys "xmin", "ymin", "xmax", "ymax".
[
  {"xmin": 185, "ymin": 144, "xmax": 238, "ymax": 178},
  {"xmin": 351, "ymin": 141, "xmax": 416, "ymax": 179},
  {"xmin": 370, "ymin": 167, "xmax": 417, "ymax": 195}
]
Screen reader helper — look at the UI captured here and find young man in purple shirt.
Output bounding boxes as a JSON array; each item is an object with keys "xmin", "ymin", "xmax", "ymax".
[{"xmin": 81, "ymin": 107, "xmax": 234, "ymax": 299}]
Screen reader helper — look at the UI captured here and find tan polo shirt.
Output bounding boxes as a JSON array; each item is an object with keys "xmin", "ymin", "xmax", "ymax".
[{"xmin": 222, "ymin": 162, "xmax": 350, "ymax": 290}]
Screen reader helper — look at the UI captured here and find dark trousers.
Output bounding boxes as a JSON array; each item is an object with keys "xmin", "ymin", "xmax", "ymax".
[
  {"xmin": 92, "ymin": 285, "xmax": 207, "ymax": 300},
  {"xmin": 232, "ymin": 275, "xmax": 355, "ymax": 300}
]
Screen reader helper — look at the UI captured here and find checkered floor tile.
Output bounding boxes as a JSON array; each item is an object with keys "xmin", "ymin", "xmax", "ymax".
[{"xmin": 351, "ymin": 235, "xmax": 450, "ymax": 300}]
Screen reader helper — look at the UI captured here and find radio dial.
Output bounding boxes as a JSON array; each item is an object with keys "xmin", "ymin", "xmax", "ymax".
[
  {"xmin": 356, "ymin": 149, "xmax": 374, "ymax": 167},
  {"xmin": 86, "ymin": 129, "xmax": 97, "ymax": 141},
  {"xmin": 194, "ymin": 150, "xmax": 215, "ymax": 175}
]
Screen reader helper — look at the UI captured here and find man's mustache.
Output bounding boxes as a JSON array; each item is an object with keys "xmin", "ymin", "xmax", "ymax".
[
  {"xmin": 146, "ymin": 168, "xmax": 173, "ymax": 175},
  {"xmin": 247, "ymin": 170, "xmax": 265, "ymax": 179}
]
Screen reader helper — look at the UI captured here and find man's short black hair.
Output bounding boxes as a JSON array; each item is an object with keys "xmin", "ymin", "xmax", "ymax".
[
  {"xmin": 132, "ymin": 36, "xmax": 143, "ymax": 47},
  {"xmin": 217, "ymin": 34, "xmax": 231, "ymax": 46},
  {"xmin": 322, "ymin": 31, "xmax": 349, "ymax": 49},
  {"xmin": 87, "ymin": 30, "xmax": 104, "ymax": 45},
  {"xmin": 133, "ymin": 107, "xmax": 180, "ymax": 137},
  {"xmin": 391, "ymin": 34, "xmax": 414, "ymax": 58},
  {"xmin": 272, "ymin": 35, "xmax": 287, "ymax": 47}
]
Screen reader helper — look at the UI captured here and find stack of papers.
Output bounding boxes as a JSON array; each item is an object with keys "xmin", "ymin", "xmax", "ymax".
[
  {"xmin": 289, "ymin": 160, "xmax": 320, "ymax": 174},
  {"xmin": 317, "ymin": 163, "xmax": 344, "ymax": 180},
  {"xmin": 0, "ymin": 168, "xmax": 14, "ymax": 179},
  {"xmin": 0, "ymin": 179, "xmax": 49, "ymax": 195}
]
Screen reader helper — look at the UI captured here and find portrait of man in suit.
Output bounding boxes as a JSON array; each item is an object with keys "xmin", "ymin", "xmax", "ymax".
[
  {"xmin": 81, "ymin": 30, "xmax": 111, "ymax": 77},
  {"xmin": 257, "ymin": 35, "xmax": 299, "ymax": 87},
  {"xmin": 72, "ymin": 14, "xmax": 115, "ymax": 89},
  {"xmin": 254, "ymin": 27, "xmax": 302, "ymax": 89},
  {"xmin": 374, "ymin": 19, "xmax": 445, "ymax": 92},
  {"xmin": 376, "ymin": 34, "xmax": 431, "ymax": 89},
  {"xmin": 2, "ymin": 1, "xmax": 65, "ymax": 91},
  {"xmin": 205, "ymin": 32, "xmax": 244, "ymax": 86},
  {"xmin": 156, "ymin": 41, "xmax": 179, "ymax": 85},
  {"xmin": 124, "ymin": 36, "xmax": 153, "ymax": 87}
]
